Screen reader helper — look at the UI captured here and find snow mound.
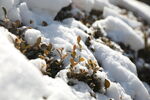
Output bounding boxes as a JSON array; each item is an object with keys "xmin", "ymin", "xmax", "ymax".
[
  {"xmin": 24, "ymin": 28, "xmax": 42, "ymax": 46},
  {"xmin": 25, "ymin": 0, "xmax": 72, "ymax": 18},
  {"xmin": 92, "ymin": 16, "xmax": 144, "ymax": 51},
  {"xmin": 72, "ymin": 0, "xmax": 114, "ymax": 12},
  {"xmin": 112, "ymin": 0, "xmax": 150, "ymax": 24},
  {"xmin": 103, "ymin": 7, "xmax": 142, "ymax": 28},
  {"xmin": 91, "ymin": 40, "xmax": 150, "ymax": 100},
  {"xmin": 0, "ymin": 27, "xmax": 48, "ymax": 100}
]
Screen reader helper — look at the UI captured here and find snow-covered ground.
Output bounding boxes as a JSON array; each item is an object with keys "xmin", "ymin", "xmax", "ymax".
[{"xmin": 0, "ymin": 0, "xmax": 150, "ymax": 100}]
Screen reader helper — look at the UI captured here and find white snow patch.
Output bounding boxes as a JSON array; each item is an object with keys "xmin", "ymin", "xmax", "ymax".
[
  {"xmin": 72, "ymin": 0, "xmax": 114, "ymax": 12},
  {"xmin": 112, "ymin": 0, "xmax": 150, "ymax": 24},
  {"xmin": 24, "ymin": 28, "xmax": 42, "ymax": 46},
  {"xmin": 25, "ymin": 0, "xmax": 72, "ymax": 18},
  {"xmin": 91, "ymin": 40, "xmax": 150, "ymax": 100},
  {"xmin": 103, "ymin": 7, "xmax": 142, "ymax": 28},
  {"xmin": 0, "ymin": 27, "xmax": 49, "ymax": 100},
  {"xmin": 92, "ymin": 16, "xmax": 144, "ymax": 51}
]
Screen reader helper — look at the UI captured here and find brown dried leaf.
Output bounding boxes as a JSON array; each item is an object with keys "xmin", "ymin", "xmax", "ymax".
[
  {"xmin": 77, "ymin": 36, "xmax": 81, "ymax": 44},
  {"xmin": 104, "ymin": 79, "xmax": 110, "ymax": 89},
  {"xmin": 79, "ymin": 57, "xmax": 85, "ymax": 62},
  {"xmin": 62, "ymin": 54, "xmax": 68, "ymax": 60},
  {"xmin": 34, "ymin": 37, "xmax": 41, "ymax": 47},
  {"xmin": 47, "ymin": 43, "xmax": 52, "ymax": 51},
  {"xmin": 70, "ymin": 58, "xmax": 78, "ymax": 67},
  {"xmin": 39, "ymin": 55, "xmax": 45, "ymax": 59},
  {"xmin": 71, "ymin": 51, "xmax": 76, "ymax": 58},
  {"xmin": 44, "ymin": 50, "xmax": 49, "ymax": 55},
  {"xmin": 20, "ymin": 42, "xmax": 26, "ymax": 50},
  {"xmin": 73, "ymin": 45, "xmax": 76, "ymax": 52},
  {"xmin": 15, "ymin": 20, "xmax": 21, "ymax": 28}
]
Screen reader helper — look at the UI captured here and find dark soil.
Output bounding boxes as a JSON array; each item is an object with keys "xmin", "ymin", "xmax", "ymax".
[{"xmin": 138, "ymin": 0, "xmax": 150, "ymax": 5}]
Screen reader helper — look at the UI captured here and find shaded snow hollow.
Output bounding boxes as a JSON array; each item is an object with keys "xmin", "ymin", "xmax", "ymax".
[{"xmin": 0, "ymin": 0, "xmax": 150, "ymax": 100}]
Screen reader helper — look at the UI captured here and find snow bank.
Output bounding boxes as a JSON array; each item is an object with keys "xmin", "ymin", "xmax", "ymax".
[
  {"xmin": 38, "ymin": 22, "xmax": 96, "ymax": 64},
  {"xmin": 0, "ymin": 27, "xmax": 48, "ymax": 100},
  {"xmin": 106, "ymin": 82, "xmax": 132, "ymax": 100},
  {"xmin": 103, "ymin": 7, "xmax": 141, "ymax": 28},
  {"xmin": 24, "ymin": 28, "xmax": 42, "ymax": 46},
  {"xmin": 25, "ymin": 0, "xmax": 72, "ymax": 18},
  {"xmin": 92, "ymin": 16, "xmax": 144, "ymax": 51},
  {"xmin": 0, "ymin": 27, "xmax": 93, "ymax": 100},
  {"xmin": 72, "ymin": 0, "xmax": 95, "ymax": 12},
  {"xmin": 0, "ymin": 0, "xmax": 21, "ymax": 21},
  {"xmin": 111, "ymin": 0, "xmax": 150, "ymax": 24},
  {"xmin": 0, "ymin": 0, "xmax": 72, "ymax": 25},
  {"xmin": 91, "ymin": 40, "xmax": 150, "ymax": 100},
  {"xmin": 30, "ymin": 58, "xmax": 47, "ymax": 72},
  {"xmin": 72, "ymin": 0, "xmax": 113, "ymax": 12}
]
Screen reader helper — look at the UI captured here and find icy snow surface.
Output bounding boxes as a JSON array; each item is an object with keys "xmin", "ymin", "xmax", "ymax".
[{"xmin": 0, "ymin": 0, "xmax": 150, "ymax": 100}]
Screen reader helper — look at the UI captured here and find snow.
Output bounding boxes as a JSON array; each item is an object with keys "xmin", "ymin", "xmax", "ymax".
[
  {"xmin": 63, "ymin": 18, "xmax": 91, "ymax": 34},
  {"xmin": 0, "ymin": 0, "xmax": 21, "ymax": 21},
  {"xmin": 113, "ymin": 0, "xmax": 150, "ymax": 24},
  {"xmin": 93, "ymin": 0, "xmax": 113, "ymax": 11},
  {"xmin": 30, "ymin": 58, "xmax": 47, "ymax": 72},
  {"xmin": 91, "ymin": 40, "xmax": 150, "ymax": 100},
  {"xmin": 143, "ymin": 82, "xmax": 150, "ymax": 94},
  {"xmin": 106, "ymin": 83, "xmax": 132, "ymax": 100},
  {"xmin": 72, "ymin": 0, "xmax": 94, "ymax": 12},
  {"xmin": 103, "ymin": 7, "xmax": 142, "ymax": 28},
  {"xmin": 92, "ymin": 16, "xmax": 144, "ymax": 51},
  {"xmin": 37, "ymin": 22, "xmax": 96, "ymax": 64},
  {"xmin": 0, "ymin": 0, "xmax": 150, "ymax": 100},
  {"xmin": 25, "ymin": 0, "xmax": 72, "ymax": 18},
  {"xmin": 24, "ymin": 28, "xmax": 42, "ymax": 46},
  {"xmin": 44, "ymin": 77, "xmax": 78, "ymax": 100},
  {"xmin": 0, "ymin": 27, "xmax": 48, "ymax": 100},
  {"xmin": 0, "ymin": 27, "xmax": 95, "ymax": 100},
  {"xmin": 72, "ymin": 0, "xmax": 114, "ymax": 12}
]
